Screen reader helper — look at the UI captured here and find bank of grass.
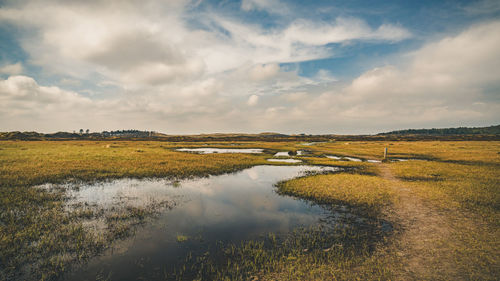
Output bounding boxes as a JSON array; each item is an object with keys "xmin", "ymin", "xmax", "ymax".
[
  {"xmin": 392, "ymin": 160, "xmax": 499, "ymax": 218},
  {"xmin": 278, "ymin": 173, "xmax": 396, "ymax": 216}
]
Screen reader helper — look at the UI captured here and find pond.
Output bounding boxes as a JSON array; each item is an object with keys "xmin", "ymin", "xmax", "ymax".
[
  {"xmin": 176, "ymin": 148, "xmax": 264, "ymax": 154},
  {"xmin": 61, "ymin": 165, "xmax": 346, "ymax": 280}
]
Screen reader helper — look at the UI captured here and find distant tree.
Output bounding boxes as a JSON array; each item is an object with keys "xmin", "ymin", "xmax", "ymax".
[
  {"xmin": 79, "ymin": 129, "xmax": 83, "ymax": 134},
  {"xmin": 86, "ymin": 129, "xmax": 89, "ymax": 134}
]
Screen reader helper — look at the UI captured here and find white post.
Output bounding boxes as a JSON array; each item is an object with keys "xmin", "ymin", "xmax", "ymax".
[{"xmin": 384, "ymin": 147, "xmax": 388, "ymax": 160}]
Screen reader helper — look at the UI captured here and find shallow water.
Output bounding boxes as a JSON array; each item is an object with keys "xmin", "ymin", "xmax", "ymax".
[
  {"xmin": 176, "ymin": 148, "xmax": 263, "ymax": 154},
  {"xmin": 267, "ymin": 158, "xmax": 302, "ymax": 163},
  {"xmin": 326, "ymin": 155, "xmax": 342, "ymax": 160},
  {"xmin": 326, "ymin": 155, "xmax": 363, "ymax": 162},
  {"xmin": 301, "ymin": 142, "xmax": 326, "ymax": 146},
  {"xmin": 63, "ymin": 165, "xmax": 340, "ymax": 280},
  {"xmin": 344, "ymin": 156, "xmax": 362, "ymax": 162},
  {"xmin": 274, "ymin": 151, "xmax": 291, "ymax": 157},
  {"xmin": 274, "ymin": 150, "xmax": 304, "ymax": 157}
]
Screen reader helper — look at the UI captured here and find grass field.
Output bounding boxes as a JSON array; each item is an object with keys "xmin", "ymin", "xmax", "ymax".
[{"xmin": 0, "ymin": 140, "xmax": 498, "ymax": 280}]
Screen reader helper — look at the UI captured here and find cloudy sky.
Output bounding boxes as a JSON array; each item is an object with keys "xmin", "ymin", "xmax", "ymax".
[{"xmin": 0, "ymin": 0, "xmax": 499, "ymax": 134}]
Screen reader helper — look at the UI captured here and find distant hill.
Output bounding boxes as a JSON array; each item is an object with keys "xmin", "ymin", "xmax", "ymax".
[
  {"xmin": 0, "ymin": 130, "xmax": 159, "ymax": 140},
  {"xmin": 378, "ymin": 125, "xmax": 500, "ymax": 135},
  {"xmin": 1, "ymin": 126, "xmax": 500, "ymax": 141}
]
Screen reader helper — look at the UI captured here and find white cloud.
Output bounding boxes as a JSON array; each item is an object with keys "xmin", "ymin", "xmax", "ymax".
[
  {"xmin": 247, "ymin": 94, "xmax": 259, "ymax": 106},
  {"xmin": 281, "ymin": 92, "xmax": 308, "ymax": 103},
  {"xmin": 283, "ymin": 18, "xmax": 411, "ymax": 46},
  {"xmin": 59, "ymin": 78, "xmax": 82, "ymax": 87},
  {"xmin": 463, "ymin": 0, "xmax": 500, "ymax": 15},
  {"xmin": 0, "ymin": 76, "xmax": 93, "ymax": 130},
  {"xmin": 0, "ymin": 62, "xmax": 23, "ymax": 75},
  {"xmin": 249, "ymin": 63, "xmax": 280, "ymax": 81},
  {"xmin": 241, "ymin": 0, "xmax": 289, "ymax": 15}
]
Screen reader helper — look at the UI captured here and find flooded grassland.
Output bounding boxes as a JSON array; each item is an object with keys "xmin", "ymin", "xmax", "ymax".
[{"xmin": 0, "ymin": 140, "xmax": 499, "ymax": 280}]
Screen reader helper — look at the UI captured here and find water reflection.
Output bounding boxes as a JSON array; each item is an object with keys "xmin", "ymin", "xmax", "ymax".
[
  {"xmin": 176, "ymin": 148, "xmax": 264, "ymax": 154},
  {"xmin": 301, "ymin": 142, "xmax": 326, "ymax": 146},
  {"xmin": 343, "ymin": 156, "xmax": 362, "ymax": 162},
  {"xmin": 326, "ymin": 155, "xmax": 342, "ymax": 160},
  {"xmin": 267, "ymin": 158, "xmax": 302, "ymax": 163},
  {"xmin": 274, "ymin": 151, "xmax": 291, "ymax": 157},
  {"xmin": 64, "ymin": 165, "xmax": 339, "ymax": 281},
  {"xmin": 326, "ymin": 155, "xmax": 363, "ymax": 162}
]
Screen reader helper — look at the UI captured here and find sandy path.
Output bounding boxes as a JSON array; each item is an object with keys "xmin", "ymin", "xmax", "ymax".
[{"xmin": 378, "ymin": 163, "xmax": 454, "ymax": 280}]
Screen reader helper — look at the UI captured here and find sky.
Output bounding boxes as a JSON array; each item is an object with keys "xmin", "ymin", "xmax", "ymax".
[{"xmin": 0, "ymin": 0, "xmax": 499, "ymax": 134}]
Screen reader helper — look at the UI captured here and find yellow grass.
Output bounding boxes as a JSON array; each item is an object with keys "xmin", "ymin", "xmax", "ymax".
[
  {"xmin": 0, "ymin": 141, "xmax": 270, "ymax": 187},
  {"xmin": 279, "ymin": 173, "xmax": 396, "ymax": 215}
]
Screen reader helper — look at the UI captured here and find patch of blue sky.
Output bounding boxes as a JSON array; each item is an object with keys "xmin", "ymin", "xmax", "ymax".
[
  {"xmin": 0, "ymin": 27, "xmax": 24, "ymax": 60},
  {"xmin": 194, "ymin": 0, "xmax": 498, "ymax": 36},
  {"xmin": 0, "ymin": 24, "xmax": 29, "ymax": 72},
  {"xmin": 291, "ymin": 39, "xmax": 419, "ymax": 79}
]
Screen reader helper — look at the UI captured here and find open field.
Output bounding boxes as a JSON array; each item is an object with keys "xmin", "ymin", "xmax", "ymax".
[{"xmin": 0, "ymin": 140, "xmax": 499, "ymax": 280}]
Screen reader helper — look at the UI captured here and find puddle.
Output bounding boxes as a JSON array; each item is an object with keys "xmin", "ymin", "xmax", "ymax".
[
  {"xmin": 326, "ymin": 155, "xmax": 342, "ymax": 160},
  {"xmin": 344, "ymin": 157, "xmax": 362, "ymax": 162},
  {"xmin": 326, "ymin": 155, "xmax": 362, "ymax": 162},
  {"xmin": 301, "ymin": 142, "xmax": 326, "ymax": 146},
  {"xmin": 326, "ymin": 156, "xmax": 420, "ymax": 163},
  {"xmin": 176, "ymin": 148, "xmax": 263, "ymax": 154},
  {"xmin": 61, "ymin": 165, "xmax": 346, "ymax": 280},
  {"xmin": 267, "ymin": 159, "xmax": 303, "ymax": 163},
  {"xmin": 274, "ymin": 150, "xmax": 304, "ymax": 157}
]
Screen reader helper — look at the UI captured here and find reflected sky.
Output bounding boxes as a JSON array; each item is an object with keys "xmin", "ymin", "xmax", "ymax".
[
  {"xmin": 176, "ymin": 148, "xmax": 263, "ymax": 154},
  {"xmin": 326, "ymin": 155, "xmax": 363, "ymax": 162},
  {"xmin": 65, "ymin": 165, "xmax": 339, "ymax": 281},
  {"xmin": 274, "ymin": 151, "xmax": 291, "ymax": 157},
  {"xmin": 267, "ymin": 158, "xmax": 302, "ymax": 163}
]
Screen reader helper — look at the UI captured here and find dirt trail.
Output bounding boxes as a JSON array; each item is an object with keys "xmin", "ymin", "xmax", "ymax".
[{"xmin": 378, "ymin": 163, "xmax": 454, "ymax": 280}]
